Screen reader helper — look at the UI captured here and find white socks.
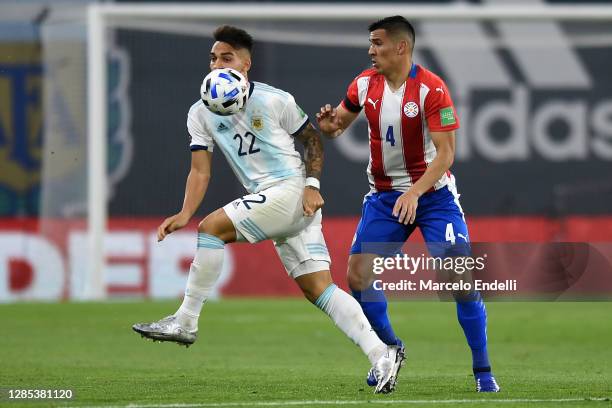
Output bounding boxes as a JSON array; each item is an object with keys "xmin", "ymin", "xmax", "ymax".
[
  {"xmin": 175, "ymin": 234, "xmax": 388, "ymax": 366},
  {"xmin": 314, "ymin": 284, "xmax": 387, "ymax": 365},
  {"xmin": 176, "ymin": 233, "xmax": 225, "ymax": 331}
]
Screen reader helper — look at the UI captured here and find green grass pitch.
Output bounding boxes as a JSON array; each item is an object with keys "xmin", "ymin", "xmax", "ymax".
[{"xmin": 1, "ymin": 300, "xmax": 611, "ymax": 408}]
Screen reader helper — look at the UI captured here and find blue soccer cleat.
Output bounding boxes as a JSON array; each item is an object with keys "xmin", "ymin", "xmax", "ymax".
[
  {"xmin": 474, "ymin": 368, "xmax": 500, "ymax": 392},
  {"xmin": 367, "ymin": 341, "xmax": 405, "ymax": 387}
]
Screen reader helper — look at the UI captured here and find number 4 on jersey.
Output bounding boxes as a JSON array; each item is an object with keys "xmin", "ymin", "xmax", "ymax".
[{"xmin": 385, "ymin": 125, "xmax": 396, "ymax": 146}]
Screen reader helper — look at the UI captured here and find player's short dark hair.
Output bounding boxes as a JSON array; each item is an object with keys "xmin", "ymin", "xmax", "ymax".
[
  {"xmin": 369, "ymin": 15, "xmax": 416, "ymax": 48},
  {"xmin": 213, "ymin": 25, "xmax": 254, "ymax": 53}
]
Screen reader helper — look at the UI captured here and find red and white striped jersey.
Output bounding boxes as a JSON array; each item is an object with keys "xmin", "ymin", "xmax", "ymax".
[{"xmin": 342, "ymin": 64, "xmax": 460, "ymax": 193}]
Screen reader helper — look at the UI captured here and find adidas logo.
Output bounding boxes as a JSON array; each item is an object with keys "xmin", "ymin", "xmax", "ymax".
[
  {"xmin": 217, "ymin": 122, "xmax": 229, "ymax": 132},
  {"xmin": 414, "ymin": 5, "xmax": 606, "ymax": 163},
  {"xmin": 334, "ymin": 5, "xmax": 610, "ymax": 164}
]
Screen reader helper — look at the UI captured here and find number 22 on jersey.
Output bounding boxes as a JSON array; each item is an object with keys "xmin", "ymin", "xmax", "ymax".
[{"xmin": 234, "ymin": 131, "xmax": 260, "ymax": 156}]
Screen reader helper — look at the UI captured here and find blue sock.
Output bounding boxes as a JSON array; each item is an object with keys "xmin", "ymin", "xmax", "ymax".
[
  {"xmin": 456, "ymin": 291, "xmax": 490, "ymax": 370},
  {"xmin": 352, "ymin": 285, "xmax": 400, "ymax": 346}
]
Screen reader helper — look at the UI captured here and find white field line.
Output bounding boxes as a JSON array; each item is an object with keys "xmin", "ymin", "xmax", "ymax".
[{"xmin": 59, "ymin": 397, "xmax": 611, "ymax": 408}]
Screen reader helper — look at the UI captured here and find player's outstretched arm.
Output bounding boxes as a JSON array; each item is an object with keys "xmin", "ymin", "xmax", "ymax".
[
  {"xmin": 157, "ymin": 150, "xmax": 212, "ymax": 241},
  {"xmin": 393, "ymin": 131, "xmax": 455, "ymax": 225},
  {"xmin": 295, "ymin": 123, "xmax": 325, "ymax": 217},
  {"xmin": 316, "ymin": 103, "xmax": 359, "ymax": 139}
]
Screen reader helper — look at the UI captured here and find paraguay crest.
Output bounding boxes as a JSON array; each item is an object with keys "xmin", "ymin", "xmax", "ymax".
[
  {"xmin": 403, "ymin": 101, "xmax": 419, "ymax": 118},
  {"xmin": 251, "ymin": 115, "xmax": 264, "ymax": 131}
]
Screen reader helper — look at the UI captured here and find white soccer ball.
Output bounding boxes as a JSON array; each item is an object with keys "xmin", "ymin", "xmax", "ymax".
[{"xmin": 200, "ymin": 68, "xmax": 249, "ymax": 116}]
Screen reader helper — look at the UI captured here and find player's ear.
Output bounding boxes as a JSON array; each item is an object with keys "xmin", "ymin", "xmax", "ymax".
[
  {"xmin": 244, "ymin": 57, "xmax": 252, "ymax": 73},
  {"xmin": 397, "ymin": 39, "xmax": 408, "ymax": 56}
]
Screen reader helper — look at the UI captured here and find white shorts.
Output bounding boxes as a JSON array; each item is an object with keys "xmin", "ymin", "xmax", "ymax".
[{"xmin": 223, "ymin": 177, "xmax": 331, "ymax": 279}]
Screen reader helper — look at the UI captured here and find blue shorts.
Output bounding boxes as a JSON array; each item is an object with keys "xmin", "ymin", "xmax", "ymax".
[{"xmin": 350, "ymin": 185, "xmax": 471, "ymax": 258}]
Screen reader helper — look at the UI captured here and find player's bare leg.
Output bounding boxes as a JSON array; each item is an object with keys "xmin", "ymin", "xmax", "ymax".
[
  {"xmin": 295, "ymin": 268, "xmax": 403, "ymax": 393},
  {"xmin": 347, "ymin": 253, "xmax": 378, "ymax": 292},
  {"xmin": 198, "ymin": 208, "xmax": 238, "ymax": 243},
  {"xmin": 294, "ymin": 269, "xmax": 333, "ymax": 303},
  {"xmin": 132, "ymin": 208, "xmax": 236, "ymax": 347}
]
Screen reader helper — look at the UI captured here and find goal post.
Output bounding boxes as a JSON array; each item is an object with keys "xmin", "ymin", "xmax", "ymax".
[
  {"xmin": 86, "ymin": 4, "xmax": 107, "ymax": 300},
  {"xmin": 83, "ymin": 2, "xmax": 612, "ymax": 300}
]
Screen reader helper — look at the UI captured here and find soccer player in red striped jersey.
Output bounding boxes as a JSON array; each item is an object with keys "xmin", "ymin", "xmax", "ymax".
[{"xmin": 317, "ymin": 16, "xmax": 500, "ymax": 392}]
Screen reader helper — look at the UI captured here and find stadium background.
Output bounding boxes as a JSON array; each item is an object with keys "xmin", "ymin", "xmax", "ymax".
[
  {"xmin": 2, "ymin": 0, "xmax": 612, "ymax": 301},
  {"xmin": 2, "ymin": 4, "xmax": 612, "ymax": 407}
]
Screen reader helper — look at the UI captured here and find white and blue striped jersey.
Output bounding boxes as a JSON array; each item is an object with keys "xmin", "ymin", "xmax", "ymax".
[{"xmin": 187, "ymin": 81, "xmax": 309, "ymax": 193}]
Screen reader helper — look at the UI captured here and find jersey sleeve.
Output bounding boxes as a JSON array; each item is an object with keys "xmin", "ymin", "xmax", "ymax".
[
  {"xmin": 341, "ymin": 76, "xmax": 363, "ymax": 113},
  {"xmin": 280, "ymin": 94, "xmax": 310, "ymax": 136},
  {"xmin": 187, "ymin": 104, "xmax": 214, "ymax": 152},
  {"xmin": 424, "ymin": 78, "xmax": 460, "ymax": 133}
]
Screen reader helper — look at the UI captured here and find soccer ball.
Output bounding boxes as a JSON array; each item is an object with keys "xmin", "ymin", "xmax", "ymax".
[{"xmin": 200, "ymin": 68, "xmax": 249, "ymax": 116}]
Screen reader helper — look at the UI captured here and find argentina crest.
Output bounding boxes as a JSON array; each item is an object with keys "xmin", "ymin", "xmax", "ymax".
[{"xmin": 251, "ymin": 115, "xmax": 264, "ymax": 131}]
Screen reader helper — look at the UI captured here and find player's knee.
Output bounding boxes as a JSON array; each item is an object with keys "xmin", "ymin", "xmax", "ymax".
[
  {"xmin": 197, "ymin": 215, "xmax": 222, "ymax": 237},
  {"xmin": 347, "ymin": 267, "xmax": 367, "ymax": 291},
  {"xmin": 347, "ymin": 273, "xmax": 366, "ymax": 291},
  {"xmin": 301, "ymin": 286, "xmax": 320, "ymax": 304},
  {"xmin": 295, "ymin": 270, "xmax": 333, "ymax": 304},
  {"xmin": 347, "ymin": 256, "xmax": 373, "ymax": 291}
]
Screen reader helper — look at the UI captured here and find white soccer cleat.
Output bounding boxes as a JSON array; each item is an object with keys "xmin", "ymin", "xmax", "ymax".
[
  {"xmin": 373, "ymin": 345, "xmax": 405, "ymax": 394},
  {"xmin": 132, "ymin": 315, "xmax": 197, "ymax": 347}
]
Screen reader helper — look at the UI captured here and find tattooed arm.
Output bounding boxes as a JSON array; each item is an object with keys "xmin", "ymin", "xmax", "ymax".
[
  {"xmin": 295, "ymin": 123, "xmax": 324, "ymax": 180},
  {"xmin": 295, "ymin": 122, "xmax": 325, "ymax": 216}
]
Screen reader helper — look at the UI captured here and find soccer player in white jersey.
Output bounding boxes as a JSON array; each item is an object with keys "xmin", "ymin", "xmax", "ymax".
[
  {"xmin": 317, "ymin": 16, "xmax": 499, "ymax": 392},
  {"xmin": 132, "ymin": 25, "xmax": 403, "ymax": 394}
]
